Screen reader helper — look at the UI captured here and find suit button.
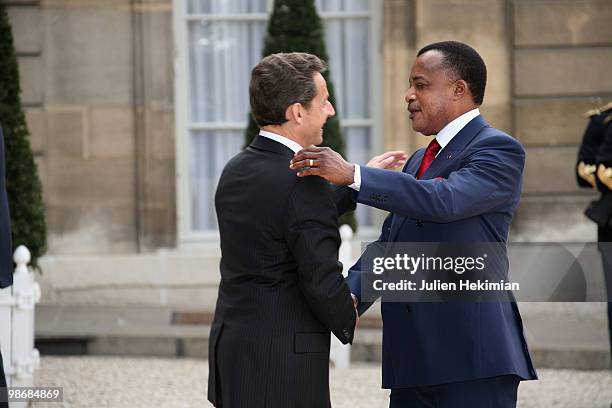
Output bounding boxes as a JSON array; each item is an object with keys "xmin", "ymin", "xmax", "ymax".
[
  {"xmin": 342, "ymin": 328, "xmax": 350, "ymax": 338},
  {"xmin": 416, "ymin": 220, "xmax": 423, "ymax": 228},
  {"xmin": 405, "ymin": 305, "xmax": 411, "ymax": 313}
]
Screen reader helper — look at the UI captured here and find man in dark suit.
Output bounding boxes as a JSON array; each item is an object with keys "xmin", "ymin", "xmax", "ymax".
[
  {"xmin": 577, "ymin": 102, "xmax": 612, "ymax": 361},
  {"xmin": 0, "ymin": 125, "xmax": 14, "ymax": 408},
  {"xmin": 208, "ymin": 53, "xmax": 357, "ymax": 408},
  {"xmin": 292, "ymin": 41, "xmax": 537, "ymax": 407}
]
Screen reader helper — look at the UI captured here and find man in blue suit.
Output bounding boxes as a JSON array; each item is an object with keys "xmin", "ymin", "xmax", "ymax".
[
  {"xmin": 0, "ymin": 125, "xmax": 13, "ymax": 408},
  {"xmin": 291, "ymin": 41, "xmax": 537, "ymax": 407}
]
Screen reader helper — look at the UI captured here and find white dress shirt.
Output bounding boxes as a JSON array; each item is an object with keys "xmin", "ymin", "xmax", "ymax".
[
  {"xmin": 349, "ymin": 108, "xmax": 480, "ymax": 191},
  {"xmin": 433, "ymin": 108, "xmax": 480, "ymax": 153},
  {"xmin": 258, "ymin": 130, "xmax": 303, "ymax": 154}
]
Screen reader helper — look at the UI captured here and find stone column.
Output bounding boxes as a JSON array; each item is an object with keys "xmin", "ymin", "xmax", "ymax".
[
  {"xmin": 382, "ymin": 0, "xmax": 417, "ymax": 153},
  {"xmin": 131, "ymin": 0, "xmax": 176, "ymax": 250}
]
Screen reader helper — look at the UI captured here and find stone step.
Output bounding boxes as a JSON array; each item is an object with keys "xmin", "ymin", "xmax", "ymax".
[{"xmin": 35, "ymin": 304, "xmax": 611, "ymax": 370}]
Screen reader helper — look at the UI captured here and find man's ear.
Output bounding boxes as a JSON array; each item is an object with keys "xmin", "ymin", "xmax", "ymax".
[
  {"xmin": 453, "ymin": 80, "xmax": 468, "ymax": 100},
  {"xmin": 285, "ymin": 103, "xmax": 303, "ymax": 124}
]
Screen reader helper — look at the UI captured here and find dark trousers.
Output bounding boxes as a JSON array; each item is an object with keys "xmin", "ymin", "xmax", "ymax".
[
  {"xmin": 0, "ymin": 349, "xmax": 8, "ymax": 408},
  {"xmin": 600, "ymin": 240, "xmax": 612, "ymax": 359},
  {"xmin": 389, "ymin": 375, "xmax": 520, "ymax": 408}
]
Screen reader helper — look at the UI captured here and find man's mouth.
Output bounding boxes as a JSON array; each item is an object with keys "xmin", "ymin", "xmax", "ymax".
[{"xmin": 408, "ymin": 106, "xmax": 421, "ymax": 119}]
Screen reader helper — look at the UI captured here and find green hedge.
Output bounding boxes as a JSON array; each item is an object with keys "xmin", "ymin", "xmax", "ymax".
[{"xmin": 0, "ymin": 3, "xmax": 47, "ymax": 269}]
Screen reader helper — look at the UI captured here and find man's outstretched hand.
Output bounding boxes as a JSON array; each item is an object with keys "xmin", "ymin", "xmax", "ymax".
[
  {"xmin": 367, "ymin": 150, "xmax": 407, "ymax": 170},
  {"xmin": 290, "ymin": 146, "xmax": 355, "ymax": 185},
  {"xmin": 290, "ymin": 146, "xmax": 408, "ymax": 185}
]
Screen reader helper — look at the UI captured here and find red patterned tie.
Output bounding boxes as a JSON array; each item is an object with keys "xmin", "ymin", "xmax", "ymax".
[{"xmin": 416, "ymin": 138, "xmax": 441, "ymax": 179}]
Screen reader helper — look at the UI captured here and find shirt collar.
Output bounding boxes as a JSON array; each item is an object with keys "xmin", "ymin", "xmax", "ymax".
[
  {"xmin": 258, "ymin": 130, "xmax": 303, "ymax": 154},
  {"xmin": 435, "ymin": 108, "xmax": 480, "ymax": 150}
]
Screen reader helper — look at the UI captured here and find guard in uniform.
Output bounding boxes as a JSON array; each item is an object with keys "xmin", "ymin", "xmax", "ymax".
[{"xmin": 576, "ymin": 102, "xmax": 612, "ymax": 362}]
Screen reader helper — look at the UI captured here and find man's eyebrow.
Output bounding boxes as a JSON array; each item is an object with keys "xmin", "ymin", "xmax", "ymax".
[{"xmin": 410, "ymin": 75, "xmax": 427, "ymax": 82}]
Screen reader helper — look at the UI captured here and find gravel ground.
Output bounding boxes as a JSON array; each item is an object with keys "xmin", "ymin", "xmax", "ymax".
[{"xmin": 31, "ymin": 356, "xmax": 611, "ymax": 408}]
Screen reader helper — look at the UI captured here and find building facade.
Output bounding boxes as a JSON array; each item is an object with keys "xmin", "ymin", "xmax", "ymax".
[{"xmin": 6, "ymin": 0, "xmax": 612, "ymax": 309}]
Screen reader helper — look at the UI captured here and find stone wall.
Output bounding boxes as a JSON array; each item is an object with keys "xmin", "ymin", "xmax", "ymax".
[
  {"xmin": 5, "ymin": 0, "xmax": 611, "ymax": 308},
  {"xmin": 382, "ymin": 0, "xmax": 512, "ymax": 152},
  {"xmin": 381, "ymin": 0, "xmax": 611, "ymax": 242},
  {"xmin": 12, "ymin": 0, "xmax": 609, "ymax": 256},
  {"xmin": 7, "ymin": 0, "xmax": 176, "ymax": 256},
  {"xmin": 511, "ymin": 0, "xmax": 612, "ymax": 241}
]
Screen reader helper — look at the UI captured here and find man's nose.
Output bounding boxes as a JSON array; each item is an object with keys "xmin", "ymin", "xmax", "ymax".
[
  {"xmin": 405, "ymin": 89, "xmax": 416, "ymax": 103},
  {"xmin": 327, "ymin": 102, "xmax": 336, "ymax": 117}
]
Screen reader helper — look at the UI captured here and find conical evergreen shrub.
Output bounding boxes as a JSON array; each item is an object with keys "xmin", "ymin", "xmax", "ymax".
[{"xmin": 0, "ymin": 3, "xmax": 47, "ymax": 268}]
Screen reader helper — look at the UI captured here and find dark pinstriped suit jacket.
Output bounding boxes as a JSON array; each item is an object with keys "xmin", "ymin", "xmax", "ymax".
[
  {"xmin": 0, "ymin": 126, "xmax": 13, "ymax": 406},
  {"xmin": 208, "ymin": 135, "xmax": 356, "ymax": 408}
]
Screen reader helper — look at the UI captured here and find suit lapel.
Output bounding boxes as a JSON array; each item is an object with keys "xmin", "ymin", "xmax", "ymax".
[
  {"xmin": 387, "ymin": 115, "xmax": 489, "ymax": 241},
  {"xmin": 407, "ymin": 150, "xmax": 424, "ymax": 177},
  {"xmin": 420, "ymin": 115, "xmax": 489, "ymax": 180}
]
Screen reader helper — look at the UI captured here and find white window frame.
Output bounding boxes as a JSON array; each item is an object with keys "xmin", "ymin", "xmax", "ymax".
[{"xmin": 173, "ymin": 0, "xmax": 383, "ymax": 247}]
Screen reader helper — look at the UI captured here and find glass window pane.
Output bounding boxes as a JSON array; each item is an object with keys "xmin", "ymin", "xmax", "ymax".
[
  {"xmin": 315, "ymin": 0, "xmax": 341, "ymax": 13},
  {"xmin": 190, "ymin": 130, "xmax": 244, "ymax": 230},
  {"xmin": 344, "ymin": 126, "xmax": 372, "ymax": 227},
  {"xmin": 188, "ymin": 0, "xmax": 267, "ymax": 15},
  {"xmin": 346, "ymin": 0, "xmax": 369, "ymax": 12},
  {"xmin": 188, "ymin": 0, "xmax": 212, "ymax": 14},
  {"xmin": 324, "ymin": 20, "xmax": 345, "ymax": 117},
  {"xmin": 184, "ymin": 2, "xmax": 375, "ymax": 231},
  {"xmin": 324, "ymin": 19, "xmax": 370, "ymax": 119},
  {"xmin": 316, "ymin": 0, "xmax": 369, "ymax": 13},
  {"xmin": 189, "ymin": 20, "xmax": 266, "ymax": 122},
  {"xmin": 343, "ymin": 19, "xmax": 370, "ymax": 119},
  {"xmin": 344, "ymin": 127, "xmax": 370, "ymax": 165}
]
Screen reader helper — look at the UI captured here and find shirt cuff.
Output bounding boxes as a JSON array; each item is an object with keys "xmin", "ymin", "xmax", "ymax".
[{"xmin": 348, "ymin": 164, "xmax": 361, "ymax": 191}]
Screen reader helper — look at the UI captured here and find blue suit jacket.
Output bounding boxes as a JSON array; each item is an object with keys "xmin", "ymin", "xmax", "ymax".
[
  {"xmin": 342, "ymin": 115, "xmax": 537, "ymax": 388},
  {"xmin": 0, "ymin": 126, "xmax": 13, "ymax": 289}
]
